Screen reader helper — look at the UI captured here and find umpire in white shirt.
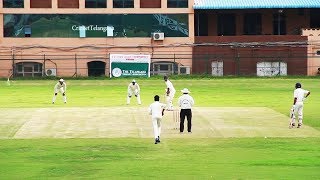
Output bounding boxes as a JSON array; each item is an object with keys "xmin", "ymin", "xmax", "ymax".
[{"xmin": 178, "ymin": 88, "xmax": 194, "ymax": 133}]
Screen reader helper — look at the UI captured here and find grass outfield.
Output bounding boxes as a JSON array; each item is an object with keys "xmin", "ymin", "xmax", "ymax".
[
  {"xmin": 0, "ymin": 78, "xmax": 320, "ymax": 179},
  {"xmin": 1, "ymin": 138, "xmax": 320, "ymax": 179}
]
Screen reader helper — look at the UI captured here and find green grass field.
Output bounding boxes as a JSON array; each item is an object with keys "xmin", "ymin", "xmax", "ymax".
[{"xmin": 0, "ymin": 77, "xmax": 320, "ymax": 179}]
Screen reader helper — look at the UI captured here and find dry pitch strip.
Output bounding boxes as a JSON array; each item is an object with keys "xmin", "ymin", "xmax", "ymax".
[{"xmin": 1, "ymin": 107, "xmax": 319, "ymax": 139}]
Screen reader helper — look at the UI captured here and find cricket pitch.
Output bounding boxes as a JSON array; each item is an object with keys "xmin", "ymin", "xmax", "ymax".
[{"xmin": 1, "ymin": 107, "xmax": 319, "ymax": 139}]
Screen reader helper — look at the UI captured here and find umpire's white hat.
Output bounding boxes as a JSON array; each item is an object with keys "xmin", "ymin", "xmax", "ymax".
[
  {"xmin": 132, "ymin": 79, "xmax": 136, "ymax": 83},
  {"xmin": 181, "ymin": 88, "xmax": 190, "ymax": 94},
  {"xmin": 59, "ymin": 79, "xmax": 64, "ymax": 82}
]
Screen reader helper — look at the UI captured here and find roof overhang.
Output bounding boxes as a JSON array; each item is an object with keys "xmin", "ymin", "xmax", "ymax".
[{"xmin": 194, "ymin": 0, "xmax": 320, "ymax": 10}]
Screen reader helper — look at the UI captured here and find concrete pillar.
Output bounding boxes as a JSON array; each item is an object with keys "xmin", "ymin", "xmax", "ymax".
[
  {"xmin": 52, "ymin": 0, "xmax": 57, "ymax": 8},
  {"xmin": 134, "ymin": 0, "xmax": 139, "ymax": 8},
  {"xmin": 108, "ymin": 0, "xmax": 113, "ymax": 8},
  {"xmin": 161, "ymin": 0, "xmax": 166, "ymax": 9},
  {"xmin": 25, "ymin": 0, "xmax": 30, "ymax": 9},
  {"xmin": 79, "ymin": 0, "xmax": 85, "ymax": 9},
  {"xmin": 0, "ymin": 14, "xmax": 3, "ymax": 39}
]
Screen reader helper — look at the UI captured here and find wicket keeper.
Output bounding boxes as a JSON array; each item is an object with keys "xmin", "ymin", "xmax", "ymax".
[{"xmin": 127, "ymin": 79, "xmax": 141, "ymax": 105}]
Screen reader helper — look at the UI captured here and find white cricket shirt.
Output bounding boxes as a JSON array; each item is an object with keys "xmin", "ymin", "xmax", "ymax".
[
  {"xmin": 178, "ymin": 94, "xmax": 194, "ymax": 109},
  {"xmin": 128, "ymin": 83, "xmax": 140, "ymax": 92},
  {"xmin": 165, "ymin": 80, "xmax": 176, "ymax": 93},
  {"xmin": 54, "ymin": 82, "xmax": 66, "ymax": 91},
  {"xmin": 148, "ymin": 101, "xmax": 166, "ymax": 118},
  {"xmin": 294, "ymin": 88, "xmax": 309, "ymax": 102}
]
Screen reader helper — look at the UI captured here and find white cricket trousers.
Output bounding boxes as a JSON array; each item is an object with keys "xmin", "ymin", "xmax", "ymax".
[
  {"xmin": 166, "ymin": 91, "xmax": 175, "ymax": 110},
  {"xmin": 52, "ymin": 88, "xmax": 67, "ymax": 103},
  {"xmin": 293, "ymin": 102, "xmax": 304, "ymax": 124},
  {"xmin": 152, "ymin": 117, "xmax": 162, "ymax": 139},
  {"xmin": 127, "ymin": 90, "xmax": 141, "ymax": 105}
]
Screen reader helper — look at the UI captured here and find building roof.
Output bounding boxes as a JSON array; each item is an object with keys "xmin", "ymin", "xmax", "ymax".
[{"xmin": 193, "ymin": 0, "xmax": 320, "ymax": 9}]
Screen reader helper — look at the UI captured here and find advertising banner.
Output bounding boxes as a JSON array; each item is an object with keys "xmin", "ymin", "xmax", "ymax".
[{"xmin": 110, "ymin": 54, "xmax": 151, "ymax": 77}]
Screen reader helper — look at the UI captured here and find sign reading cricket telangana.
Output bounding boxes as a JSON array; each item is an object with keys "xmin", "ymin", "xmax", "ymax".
[{"xmin": 110, "ymin": 54, "xmax": 151, "ymax": 78}]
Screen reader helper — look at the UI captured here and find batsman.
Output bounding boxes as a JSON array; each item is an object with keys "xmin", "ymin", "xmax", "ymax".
[
  {"xmin": 290, "ymin": 82, "xmax": 310, "ymax": 128},
  {"xmin": 127, "ymin": 79, "xmax": 141, "ymax": 105},
  {"xmin": 164, "ymin": 75, "xmax": 176, "ymax": 111}
]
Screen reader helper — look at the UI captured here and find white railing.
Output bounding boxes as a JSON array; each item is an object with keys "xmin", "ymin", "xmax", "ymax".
[{"xmin": 302, "ymin": 28, "xmax": 320, "ymax": 36}]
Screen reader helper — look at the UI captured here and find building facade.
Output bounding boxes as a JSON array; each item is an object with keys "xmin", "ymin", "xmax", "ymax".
[
  {"xmin": 0, "ymin": 0, "xmax": 194, "ymax": 77},
  {"xmin": 1, "ymin": 0, "xmax": 320, "ymax": 77},
  {"xmin": 193, "ymin": 1, "xmax": 320, "ymax": 76}
]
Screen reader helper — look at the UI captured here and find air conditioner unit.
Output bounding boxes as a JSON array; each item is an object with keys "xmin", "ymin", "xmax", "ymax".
[
  {"xmin": 153, "ymin": 32, "xmax": 165, "ymax": 40},
  {"xmin": 45, "ymin": 68, "xmax": 57, "ymax": 76},
  {"xmin": 179, "ymin": 66, "xmax": 190, "ymax": 75}
]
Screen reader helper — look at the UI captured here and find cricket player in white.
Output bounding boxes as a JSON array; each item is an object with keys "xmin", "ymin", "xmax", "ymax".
[
  {"xmin": 290, "ymin": 82, "xmax": 310, "ymax": 128},
  {"xmin": 178, "ymin": 88, "xmax": 195, "ymax": 133},
  {"xmin": 127, "ymin": 79, "xmax": 141, "ymax": 105},
  {"xmin": 164, "ymin": 75, "xmax": 176, "ymax": 111},
  {"xmin": 148, "ymin": 95, "xmax": 166, "ymax": 144},
  {"xmin": 52, "ymin": 79, "xmax": 67, "ymax": 104}
]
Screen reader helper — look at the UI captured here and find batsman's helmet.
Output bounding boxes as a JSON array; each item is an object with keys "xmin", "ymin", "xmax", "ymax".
[{"xmin": 295, "ymin": 82, "xmax": 301, "ymax": 89}]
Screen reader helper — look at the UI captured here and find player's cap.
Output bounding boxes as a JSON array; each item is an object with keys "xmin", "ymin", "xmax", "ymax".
[
  {"xmin": 132, "ymin": 79, "xmax": 136, "ymax": 83},
  {"xmin": 181, "ymin": 88, "xmax": 190, "ymax": 94},
  {"xmin": 59, "ymin": 79, "xmax": 64, "ymax": 82}
]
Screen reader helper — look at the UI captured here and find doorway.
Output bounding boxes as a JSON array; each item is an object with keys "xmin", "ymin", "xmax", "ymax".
[{"xmin": 87, "ymin": 61, "xmax": 106, "ymax": 76}]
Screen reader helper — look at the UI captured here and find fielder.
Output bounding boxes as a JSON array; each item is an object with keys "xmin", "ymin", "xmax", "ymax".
[
  {"xmin": 148, "ymin": 95, "xmax": 166, "ymax": 144},
  {"xmin": 290, "ymin": 82, "xmax": 310, "ymax": 128},
  {"xmin": 164, "ymin": 75, "xmax": 176, "ymax": 111},
  {"xmin": 127, "ymin": 79, "xmax": 141, "ymax": 105},
  {"xmin": 52, "ymin": 79, "xmax": 67, "ymax": 104}
]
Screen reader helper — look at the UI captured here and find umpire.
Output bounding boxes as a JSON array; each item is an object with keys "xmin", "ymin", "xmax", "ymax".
[{"xmin": 178, "ymin": 88, "xmax": 195, "ymax": 133}]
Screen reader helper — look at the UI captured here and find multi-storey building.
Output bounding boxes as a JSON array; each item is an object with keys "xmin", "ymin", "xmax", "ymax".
[
  {"xmin": 1, "ymin": 0, "xmax": 320, "ymax": 77},
  {"xmin": 0, "ymin": 0, "xmax": 194, "ymax": 77},
  {"xmin": 193, "ymin": 0, "xmax": 320, "ymax": 76}
]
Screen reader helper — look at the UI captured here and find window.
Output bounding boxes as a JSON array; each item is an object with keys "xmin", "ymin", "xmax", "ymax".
[
  {"xmin": 15, "ymin": 62, "xmax": 43, "ymax": 77},
  {"xmin": 195, "ymin": 13, "xmax": 208, "ymax": 36},
  {"xmin": 310, "ymin": 9, "xmax": 320, "ymax": 28},
  {"xmin": 113, "ymin": 0, "xmax": 133, "ymax": 8},
  {"xmin": 86, "ymin": 0, "xmax": 106, "ymax": 8},
  {"xmin": 140, "ymin": 0, "xmax": 161, "ymax": 8},
  {"xmin": 218, "ymin": 14, "xmax": 236, "ymax": 36},
  {"xmin": 298, "ymin": 9, "xmax": 304, "ymax": 16},
  {"xmin": 4, "ymin": 14, "xmax": 189, "ymax": 38},
  {"xmin": 30, "ymin": 0, "xmax": 52, "ymax": 8},
  {"xmin": 273, "ymin": 12, "xmax": 286, "ymax": 35},
  {"xmin": 3, "ymin": 0, "xmax": 24, "ymax": 8},
  {"xmin": 152, "ymin": 63, "xmax": 174, "ymax": 75},
  {"xmin": 244, "ymin": 13, "xmax": 262, "ymax": 35},
  {"xmin": 317, "ymin": 51, "xmax": 320, "ymax": 56},
  {"xmin": 58, "ymin": 0, "xmax": 79, "ymax": 8},
  {"xmin": 168, "ymin": 0, "xmax": 188, "ymax": 8}
]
